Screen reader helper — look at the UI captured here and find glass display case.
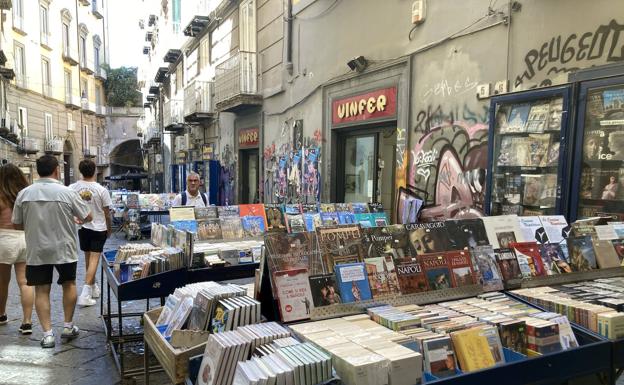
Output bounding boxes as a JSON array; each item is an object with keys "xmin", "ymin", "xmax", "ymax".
[
  {"xmin": 486, "ymin": 86, "xmax": 572, "ymax": 216},
  {"xmin": 571, "ymin": 75, "xmax": 624, "ymax": 221}
]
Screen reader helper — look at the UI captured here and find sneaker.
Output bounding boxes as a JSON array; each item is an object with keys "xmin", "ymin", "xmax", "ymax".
[
  {"xmin": 61, "ymin": 325, "xmax": 80, "ymax": 340},
  {"xmin": 91, "ymin": 283, "xmax": 101, "ymax": 299},
  {"xmin": 40, "ymin": 334, "xmax": 55, "ymax": 348},
  {"xmin": 19, "ymin": 323, "xmax": 32, "ymax": 335},
  {"xmin": 0, "ymin": 314, "xmax": 7, "ymax": 325},
  {"xmin": 77, "ymin": 285, "xmax": 96, "ymax": 307}
]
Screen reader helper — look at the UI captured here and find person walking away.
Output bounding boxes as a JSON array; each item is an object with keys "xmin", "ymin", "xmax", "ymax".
[
  {"xmin": 0, "ymin": 164, "xmax": 34, "ymax": 334},
  {"xmin": 171, "ymin": 172, "xmax": 208, "ymax": 207},
  {"xmin": 70, "ymin": 159, "xmax": 112, "ymax": 306},
  {"xmin": 12, "ymin": 155, "xmax": 92, "ymax": 348}
]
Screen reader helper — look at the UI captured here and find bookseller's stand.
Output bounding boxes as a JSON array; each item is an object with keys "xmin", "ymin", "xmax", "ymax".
[{"xmin": 100, "ymin": 254, "xmax": 187, "ymax": 379}]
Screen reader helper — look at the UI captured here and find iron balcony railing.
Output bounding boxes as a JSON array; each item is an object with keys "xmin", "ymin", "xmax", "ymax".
[
  {"xmin": 184, "ymin": 80, "xmax": 214, "ymax": 117},
  {"xmin": 45, "ymin": 137, "xmax": 64, "ymax": 153},
  {"xmin": 62, "ymin": 46, "xmax": 80, "ymax": 65},
  {"xmin": 20, "ymin": 137, "xmax": 40, "ymax": 153},
  {"xmin": 15, "ymin": 74, "xmax": 27, "ymax": 89},
  {"xmin": 144, "ymin": 122, "xmax": 160, "ymax": 143},
  {"xmin": 163, "ymin": 99, "xmax": 184, "ymax": 127},
  {"xmin": 95, "ymin": 66, "xmax": 107, "ymax": 80},
  {"xmin": 214, "ymin": 50, "xmax": 258, "ymax": 105}
]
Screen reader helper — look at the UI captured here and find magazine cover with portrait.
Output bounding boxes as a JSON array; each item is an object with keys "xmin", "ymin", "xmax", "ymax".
[{"xmin": 405, "ymin": 222, "xmax": 451, "ymax": 255}]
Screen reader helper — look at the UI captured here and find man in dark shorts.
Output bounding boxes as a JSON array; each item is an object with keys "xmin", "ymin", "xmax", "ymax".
[
  {"xmin": 12, "ymin": 155, "xmax": 92, "ymax": 348},
  {"xmin": 70, "ymin": 159, "xmax": 112, "ymax": 306}
]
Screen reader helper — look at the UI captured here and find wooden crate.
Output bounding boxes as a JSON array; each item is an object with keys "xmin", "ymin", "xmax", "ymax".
[{"xmin": 143, "ymin": 307, "xmax": 210, "ymax": 384}]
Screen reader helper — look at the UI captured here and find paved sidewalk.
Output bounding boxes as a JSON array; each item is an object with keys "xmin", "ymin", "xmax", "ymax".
[{"xmin": 0, "ymin": 233, "xmax": 170, "ymax": 385}]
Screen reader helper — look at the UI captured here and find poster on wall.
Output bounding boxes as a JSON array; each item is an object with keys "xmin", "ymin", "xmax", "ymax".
[{"xmin": 303, "ymin": 147, "xmax": 321, "ymax": 202}]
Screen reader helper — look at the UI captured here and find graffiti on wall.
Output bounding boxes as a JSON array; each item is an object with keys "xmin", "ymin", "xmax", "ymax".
[
  {"xmin": 218, "ymin": 144, "xmax": 236, "ymax": 205},
  {"xmin": 263, "ymin": 124, "xmax": 323, "ymax": 204},
  {"xmin": 409, "ymin": 105, "xmax": 489, "ymax": 220},
  {"xmin": 515, "ymin": 19, "xmax": 624, "ymax": 88}
]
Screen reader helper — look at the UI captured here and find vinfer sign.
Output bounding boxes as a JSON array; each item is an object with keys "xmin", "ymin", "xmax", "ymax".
[
  {"xmin": 239, "ymin": 128, "xmax": 259, "ymax": 148},
  {"xmin": 332, "ymin": 86, "xmax": 397, "ymax": 125}
]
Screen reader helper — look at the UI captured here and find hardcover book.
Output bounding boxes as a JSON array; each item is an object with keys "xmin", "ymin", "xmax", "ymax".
[
  {"xmin": 446, "ymin": 250, "xmax": 476, "ymax": 288},
  {"xmin": 316, "ymin": 225, "xmax": 366, "ymax": 274},
  {"xmin": 272, "ymin": 268, "xmax": 314, "ymax": 322},
  {"xmin": 471, "ymin": 245, "xmax": 504, "ymax": 291},
  {"xmin": 510, "ymin": 241, "xmax": 546, "ymax": 277},
  {"xmin": 568, "ymin": 235, "xmax": 598, "ymax": 271},
  {"xmin": 406, "ymin": 222, "xmax": 451, "ymax": 254},
  {"xmin": 194, "ymin": 206, "xmax": 218, "ymax": 220},
  {"xmin": 498, "ymin": 320, "xmax": 527, "ymax": 355},
  {"xmin": 421, "ymin": 253, "xmax": 452, "ymax": 290},
  {"xmin": 351, "ymin": 203, "xmax": 369, "ymax": 214},
  {"xmin": 364, "ymin": 256, "xmax": 400, "ymax": 298},
  {"xmin": 423, "ymin": 336, "xmax": 456, "ymax": 378},
  {"xmin": 368, "ymin": 203, "xmax": 388, "ymax": 226},
  {"xmin": 241, "ymin": 216, "xmax": 266, "ymax": 237},
  {"xmin": 335, "ymin": 203, "xmax": 356, "ymax": 224},
  {"xmin": 482, "ymin": 214, "xmax": 525, "ymax": 249},
  {"xmin": 308, "ymin": 274, "xmax": 342, "ymax": 307},
  {"xmin": 450, "ymin": 328, "xmax": 496, "ymax": 372},
  {"xmin": 335, "ymin": 262, "xmax": 373, "ymax": 303},
  {"xmin": 265, "ymin": 204, "xmax": 287, "ymax": 233},
  {"xmin": 540, "ymin": 243, "xmax": 572, "ymax": 273},
  {"xmin": 220, "ymin": 217, "xmax": 244, "ymax": 239},
  {"xmin": 264, "ymin": 232, "xmax": 322, "ymax": 290},
  {"xmin": 240, "ymin": 203, "xmax": 268, "ymax": 226},
  {"xmin": 218, "ymin": 205, "xmax": 240, "ymax": 217},
  {"xmin": 354, "ymin": 213, "xmax": 374, "ymax": 228},
  {"xmin": 445, "ymin": 219, "xmax": 490, "ymax": 250},
  {"xmin": 525, "ymin": 103, "xmax": 550, "ymax": 133},
  {"xmin": 302, "ymin": 204, "xmax": 321, "ymax": 232},
  {"xmin": 363, "ymin": 225, "xmax": 413, "ymax": 260},
  {"xmin": 494, "ymin": 248, "xmax": 523, "ymax": 281},
  {"xmin": 197, "ymin": 218, "xmax": 223, "ymax": 240},
  {"xmin": 593, "ymin": 240, "xmax": 620, "ymax": 268},
  {"xmin": 395, "ymin": 257, "xmax": 429, "ymax": 294},
  {"xmin": 504, "ymin": 103, "xmax": 531, "ymax": 133},
  {"xmin": 283, "ymin": 204, "xmax": 305, "ymax": 233}
]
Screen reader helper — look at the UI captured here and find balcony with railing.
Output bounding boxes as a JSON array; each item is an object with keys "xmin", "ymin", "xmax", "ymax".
[
  {"xmin": 95, "ymin": 66, "xmax": 107, "ymax": 81},
  {"xmin": 96, "ymin": 148, "xmax": 109, "ymax": 166},
  {"xmin": 144, "ymin": 122, "xmax": 161, "ymax": 146},
  {"xmin": 65, "ymin": 90, "xmax": 81, "ymax": 109},
  {"xmin": 42, "ymin": 84, "xmax": 52, "ymax": 98},
  {"xmin": 18, "ymin": 137, "xmax": 40, "ymax": 155},
  {"xmin": 214, "ymin": 51, "xmax": 262, "ymax": 112},
  {"xmin": 12, "ymin": 15, "xmax": 26, "ymax": 35},
  {"xmin": 184, "ymin": 80, "xmax": 214, "ymax": 121},
  {"xmin": 14, "ymin": 74, "xmax": 27, "ymax": 89},
  {"xmin": 163, "ymin": 99, "xmax": 184, "ymax": 132},
  {"xmin": 80, "ymin": 57, "xmax": 94, "ymax": 74},
  {"xmin": 83, "ymin": 146, "xmax": 97, "ymax": 158},
  {"xmin": 45, "ymin": 136, "xmax": 64, "ymax": 155},
  {"xmin": 81, "ymin": 99, "xmax": 97, "ymax": 114},
  {"xmin": 96, "ymin": 104, "xmax": 106, "ymax": 117},
  {"xmin": 40, "ymin": 32, "xmax": 52, "ymax": 49},
  {"xmin": 92, "ymin": 0, "xmax": 104, "ymax": 18},
  {"xmin": 62, "ymin": 46, "xmax": 79, "ymax": 66}
]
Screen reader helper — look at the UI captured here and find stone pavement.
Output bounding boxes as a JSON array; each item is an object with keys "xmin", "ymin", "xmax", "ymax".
[{"xmin": 0, "ymin": 233, "xmax": 170, "ymax": 385}]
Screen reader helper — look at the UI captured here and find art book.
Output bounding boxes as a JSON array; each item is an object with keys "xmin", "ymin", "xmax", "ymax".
[
  {"xmin": 320, "ymin": 203, "xmax": 339, "ymax": 226},
  {"xmin": 194, "ymin": 206, "xmax": 218, "ymax": 220},
  {"xmin": 239, "ymin": 204, "xmax": 268, "ymax": 228},
  {"xmin": 505, "ymin": 103, "xmax": 531, "ymax": 133},
  {"xmin": 264, "ymin": 232, "xmax": 323, "ymax": 291},
  {"xmin": 494, "ymin": 248, "xmax": 523, "ymax": 281},
  {"xmin": 539, "ymin": 215, "xmax": 571, "ymax": 244},
  {"xmin": 395, "ymin": 257, "xmax": 429, "ymax": 294},
  {"xmin": 368, "ymin": 203, "xmax": 389, "ymax": 226},
  {"xmin": 540, "ymin": 243, "xmax": 572, "ymax": 273},
  {"xmin": 316, "ymin": 225, "xmax": 366, "ymax": 274},
  {"xmin": 592, "ymin": 240, "xmax": 621, "ymax": 268},
  {"xmin": 421, "ymin": 253, "xmax": 452, "ymax": 290},
  {"xmin": 471, "ymin": 245, "xmax": 504, "ymax": 291},
  {"xmin": 518, "ymin": 216, "xmax": 548, "ymax": 244},
  {"xmin": 197, "ymin": 218, "xmax": 223, "ymax": 240},
  {"xmin": 335, "ymin": 262, "xmax": 373, "ymax": 303},
  {"xmin": 283, "ymin": 204, "xmax": 305, "ymax": 233},
  {"xmin": 220, "ymin": 217, "xmax": 244, "ymax": 239},
  {"xmin": 362, "ymin": 225, "xmax": 413, "ymax": 260},
  {"xmin": 406, "ymin": 222, "xmax": 452, "ymax": 254},
  {"xmin": 241, "ymin": 216, "xmax": 266, "ymax": 237},
  {"xmin": 302, "ymin": 204, "xmax": 322, "ymax": 232},
  {"xmin": 217, "ymin": 205, "xmax": 240, "ymax": 217},
  {"xmin": 481, "ymin": 214, "xmax": 525, "ymax": 249},
  {"xmin": 510, "ymin": 241, "xmax": 546, "ymax": 277},
  {"xmin": 446, "ymin": 250, "xmax": 476, "ymax": 288},
  {"xmin": 265, "ymin": 204, "xmax": 287, "ymax": 232},
  {"xmin": 351, "ymin": 203, "xmax": 369, "ymax": 214},
  {"xmin": 526, "ymin": 103, "xmax": 550, "ymax": 133},
  {"xmin": 308, "ymin": 274, "xmax": 342, "ymax": 307},
  {"xmin": 354, "ymin": 213, "xmax": 374, "ymax": 228},
  {"xmin": 567, "ymin": 235, "xmax": 597, "ymax": 271},
  {"xmin": 364, "ymin": 256, "xmax": 400, "ymax": 299},
  {"xmin": 423, "ymin": 337, "xmax": 457, "ymax": 378},
  {"xmin": 272, "ymin": 268, "xmax": 314, "ymax": 323},
  {"xmin": 445, "ymin": 218, "xmax": 490, "ymax": 250}
]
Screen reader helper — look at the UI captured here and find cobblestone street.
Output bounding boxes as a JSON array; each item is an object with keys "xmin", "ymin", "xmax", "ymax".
[{"xmin": 0, "ymin": 233, "xmax": 170, "ymax": 385}]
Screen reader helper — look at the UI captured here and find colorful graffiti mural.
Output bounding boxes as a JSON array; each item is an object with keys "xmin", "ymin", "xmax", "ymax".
[
  {"xmin": 409, "ymin": 115, "xmax": 489, "ymax": 220},
  {"xmin": 217, "ymin": 144, "xmax": 236, "ymax": 206}
]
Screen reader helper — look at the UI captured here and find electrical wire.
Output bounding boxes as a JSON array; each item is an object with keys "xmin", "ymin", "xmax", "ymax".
[{"xmin": 296, "ymin": 0, "xmax": 342, "ymax": 21}]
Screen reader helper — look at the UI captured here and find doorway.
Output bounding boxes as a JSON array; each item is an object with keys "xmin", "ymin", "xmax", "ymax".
[
  {"xmin": 63, "ymin": 140, "xmax": 73, "ymax": 186},
  {"xmin": 336, "ymin": 127, "xmax": 397, "ymax": 212},
  {"xmin": 240, "ymin": 148, "xmax": 259, "ymax": 203}
]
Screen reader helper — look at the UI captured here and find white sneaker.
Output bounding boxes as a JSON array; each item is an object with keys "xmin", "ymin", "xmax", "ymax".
[
  {"xmin": 91, "ymin": 284, "xmax": 101, "ymax": 299},
  {"xmin": 77, "ymin": 285, "xmax": 96, "ymax": 307}
]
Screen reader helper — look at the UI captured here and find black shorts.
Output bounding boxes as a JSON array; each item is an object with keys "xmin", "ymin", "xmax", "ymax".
[
  {"xmin": 26, "ymin": 262, "xmax": 77, "ymax": 286},
  {"xmin": 78, "ymin": 228, "xmax": 108, "ymax": 253}
]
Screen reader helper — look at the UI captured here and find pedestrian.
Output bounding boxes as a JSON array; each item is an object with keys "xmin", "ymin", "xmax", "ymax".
[
  {"xmin": 70, "ymin": 159, "xmax": 112, "ymax": 306},
  {"xmin": 171, "ymin": 172, "xmax": 208, "ymax": 207},
  {"xmin": 0, "ymin": 164, "xmax": 34, "ymax": 335},
  {"xmin": 12, "ymin": 155, "xmax": 92, "ymax": 348}
]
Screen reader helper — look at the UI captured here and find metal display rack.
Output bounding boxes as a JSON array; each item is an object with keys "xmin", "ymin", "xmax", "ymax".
[{"xmin": 505, "ymin": 267, "xmax": 624, "ymax": 289}]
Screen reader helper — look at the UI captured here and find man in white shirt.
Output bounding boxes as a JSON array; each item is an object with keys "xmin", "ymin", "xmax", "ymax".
[
  {"xmin": 171, "ymin": 172, "xmax": 208, "ymax": 207},
  {"xmin": 70, "ymin": 159, "xmax": 113, "ymax": 307},
  {"xmin": 13, "ymin": 155, "xmax": 92, "ymax": 348}
]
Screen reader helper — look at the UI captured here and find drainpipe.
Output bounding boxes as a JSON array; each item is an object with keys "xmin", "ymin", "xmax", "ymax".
[{"xmin": 285, "ymin": 0, "xmax": 293, "ymax": 75}]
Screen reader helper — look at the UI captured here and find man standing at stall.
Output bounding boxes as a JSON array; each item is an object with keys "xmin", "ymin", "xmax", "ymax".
[
  {"xmin": 172, "ymin": 172, "xmax": 208, "ymax": 207},
  {"xmin": 70, "ymin": 159, "xmax": 113, "ymax": 307},
  {"xmin": 12, "ymin": 155, "xmax": 92, "ymax": 348}
]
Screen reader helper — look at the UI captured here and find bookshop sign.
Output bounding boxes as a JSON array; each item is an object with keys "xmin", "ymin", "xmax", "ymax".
[{"xmin": 332, "ymin": 86, "xmax": 397, "ymax": 126}]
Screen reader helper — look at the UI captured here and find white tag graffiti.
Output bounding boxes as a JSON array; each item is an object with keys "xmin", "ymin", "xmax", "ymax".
[{"xmin": 416, "ymin": 168, "xmax": 431, "ymax": 180}]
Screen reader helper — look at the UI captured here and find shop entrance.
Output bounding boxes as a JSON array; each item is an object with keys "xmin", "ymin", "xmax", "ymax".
[
  {"xmin": 240, "ymin": 148, "xmax": 259, "ymax": 203},
  {"xmin": 336, "ymin": 127, "xmax": 396, "ymax": 211}
]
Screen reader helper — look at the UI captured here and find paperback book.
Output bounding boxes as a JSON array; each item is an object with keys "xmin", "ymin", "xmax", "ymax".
[
  {"xmin": 510, "ymin": 241, "xmax": 546, "ymax": 277},
  {"xmin": 265, "ymin": 204, "xmax": 287, "ymax": 233},
  {"xmin": 518, "ymin": 216, "xmax": 548, "ymax": 244},
  {"xmin": 302, "ymin": 204, "xmax": 321, "ymax": 232},
  {"xmin": 421, "ymin": 253, "xmax": 452, "ymax": 290},
  {"xmin": 320, "ymin": 203, "xmax": 339, "ymax": 226},
  {"xmin": 482, "ymin": 214, "xmax": 525, "ymax": 249},
  {"xmin": 217, "ymin": 205, "xmax": 240, "ymax": 217},
  {"xmin": 241, "ymin": 216, "xmax": 266, "ymax": 237},
  {"xmin": 494, "ymin": 248, "xmax": 523, "ymax": 281},
  {"xmin": 445, "ymin": 218, "xmax": 490, "ymax": 250},
  {"xmin": 273, "ymin": 268, "xmax": 314, "ymax": 322},
  {"xmin": 197, "ymin": 218, "xmax": 223, "ymax": 240},
  {"xmin": 446, "ymin": 250, "xmax": 477, "ymax": 288},
  {"xmin": 308, "ymin": 274, "xmax": 342, "ymax": 307},
  {"xmin": 220, "ymin": 217, "xmax": 244, "ymax": 239},
  {"xmin": 471, "ymin": 245, "xmax": 504, "ymax": 291},
  {"xmin": 335, "ymin": 262, "xmax": 373, "ymax": 303},
  {"xmin": 336, "ymin": 203, "xmax": 356, "ymax": 224},
  {"xmin": 264, "ymin": 232, "xmax": 323, "ymax": 290},
  {"xmin": 284, "ymin": 204, "xmax": 305, "ymax": 233},
  {"xmin": 364, "ymin": 256, "xmax": 400, "ymax": 298},
  {"xmin": 568, "ymin": 235, "xmax": 598, "ymax": 271},
  {"xmin": 395, "ymin": 257, "xmax": 429, "ymax": 294},
  {"xmin": 540, "ymin": 243, "xmax": 572, "ymax": 273}
]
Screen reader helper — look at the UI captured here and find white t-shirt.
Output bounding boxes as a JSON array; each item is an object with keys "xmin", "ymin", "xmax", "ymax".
[
  {"xmin": 69, "ymin": 180, "xmax": 113, "ymax": 232},
  {"xmin": 171, "ymin": 191, "xmax": 207, "ymax": 207}
]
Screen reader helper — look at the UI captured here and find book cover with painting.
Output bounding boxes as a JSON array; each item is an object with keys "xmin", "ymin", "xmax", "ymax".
[
  {"xmin": 546, "ymin": 98, "xmax": 564, "ymax": 131},
  {"xmin": 265, "ymin": 203, "xmax": 287, "ymax": 233},
  {"xmin": 335, "ymin": 262, "xmax": 372, "ymax": 303},
  {"xmin": 194, "ymin": 206, "xmax": 218, "ymax": 220},
  {"xmin": 239, "ymin": 203, "xmax": 268, "ymax": 227},
  {"xmin": 494, "ymin": 248, "xmax": 523, "ymax": 281},
  {"xmin": 241, "ymin": 216, "xmax": 266, "ymax": 237},
  {"xmin": 351, "ymin": 203, "xmax": 369, "ymax": 214},
  {"xmin": 217, "ymin": 205, "xmax": 240, "ymax": 217},
  {"xmin": 362, "ymin": 225, "xmax": 413, "ymax": 260},
  {"xmin": 540, "ymin": 243, "xmax": 572, "ymax": 273},
  {"xmin": 568, "ymin": 235, "xmax": 598, "ymax": 271},
  {"xmin": 525, "ymin": 103, "xmax": 550, "ymax": 133},
  {"xmin": 395, "ymin": 257, "xmax": 429, "ymax": 294},
  {"xmin": 301, "ymin": 203, "xmax": 321, "ymax": 232},
  {"xmin": 320, "ymin": 203, "xmax": 339, "ymax": 226},
  {"xmin": 273, "ymin": 268, "xmax": 314, "ymax": 322},
  {"xmin": 481, "ymin": 215, "xmax": 524, "ymax": 249},
  {"xmin": 471, "ymin": 245, "xmax": 504, "ymax": 291},
  {"xmin": 264, "ymin": 232, "xmax": 322, "ymax": 290},
  {"xmin": 219, "ymin": 217, "xmax": 243, "ymax": 239},
  {"xmin": 197, "ymin": 218, "xmax": 223, "ymax": 240},
  {"xmin": 308, "ymin": 274, "xmax": 342, "ymax": 307},
  {"xmin": 406, "ymin": 222, "xmax": 452, "ymax": 254},
  {"xmin": 505, "ymin": 103, "xmax": 531, "ymax": 133},
  {"xmin": 446, "ymin": 250, "xmax": 477, "ymax": 288},
  {"xmin": 593, "ymin": 240, "xmax": 621, "ymax": 268},
  {"xmin": 539, "ymin": 174, "xmax": 558, "ymax": 208},
  {"xmin": 316, "ymin": 225, "xmax": 365, "ymax": 274},
  {"xmin": 445, "ymin": 219, "xmax": 490, "ymax": 250},
  {"xmin": 510, "ymin": 241, "xmax": 546, "ymax": 277},
  {"xmin": 527, "ymin": 134, "xmax": 551, "ymax": 167},
  {"xmin": 612, "ymin": 239, "xmax": 624, "ymax": 262},
  {"xmin": 283, "ymin": 204, "xmax": 305, "ymax": 233},
  {"xmin": 421, "ymin": 253, "xmax": 452, "ymax": 290},
  {"xmin": 523, "ymin": 175, "xmax": 544, "ymax": 207}
]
